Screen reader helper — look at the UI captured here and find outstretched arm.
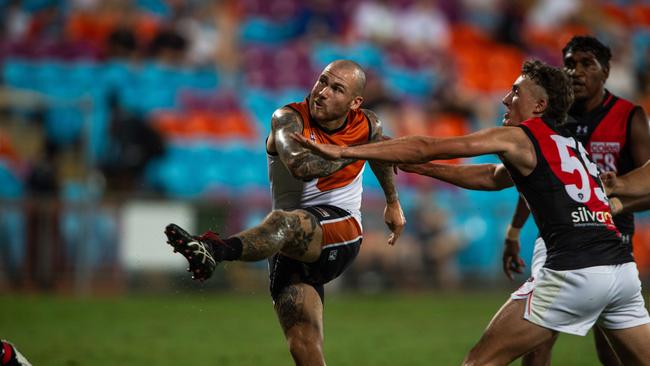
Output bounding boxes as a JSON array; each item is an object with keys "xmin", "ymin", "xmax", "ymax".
[
  {"xmin": 399, "ymin": 162, "xmax": 514, "ymax": 191},
  {"xmin": 273, "ymin": 107, "xmax": 356, "ymax": 180},
  {"xmin": 364, "ymin": 109, "xmax": 406, "ymax": 246},
  {"xmin": 292, "ymin": 127, "xmax": 534, "ymax": 174}
]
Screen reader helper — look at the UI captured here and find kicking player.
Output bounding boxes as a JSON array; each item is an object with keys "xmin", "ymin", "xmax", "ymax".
[{"xmin": 164, "ymin": 60, "xmax": 405, "ymax": 366}]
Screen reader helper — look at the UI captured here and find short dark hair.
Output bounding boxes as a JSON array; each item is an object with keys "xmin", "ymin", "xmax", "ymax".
[
  {"xmin": 562, "ymin": 35, "xmax": 612, "ymax": 70},
  {"xmin": 522, "ymin": 60, "xmax": 574, "ymax": 124}
]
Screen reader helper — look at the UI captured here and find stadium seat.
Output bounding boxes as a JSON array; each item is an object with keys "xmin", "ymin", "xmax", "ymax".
[
  {"xmin": 239, "ymin": 16, "xmax": 303, "ymax": 45},
  {"xmin": 3, "ymin": 58, "xmax": 37, "ymax": 90},
  {"xmin": 0, "ymin": 161, "xmax": 23, "ymax": 199},
  {"xmin": 45, "ymin": 106, "xmax": 84, "ymax": 145}
]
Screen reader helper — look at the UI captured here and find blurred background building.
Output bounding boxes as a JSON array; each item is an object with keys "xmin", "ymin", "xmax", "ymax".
[{"xmin": 1, "ymin": 0, "xmax": 650, "ymax": 295}]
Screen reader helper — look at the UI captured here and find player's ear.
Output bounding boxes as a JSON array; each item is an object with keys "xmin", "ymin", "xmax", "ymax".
[
  {"xmin": 350, "ymin": 96, "xmax": 363, "ymax": 110},
  {"xmin": 534, "ymin": 98, "xmax": 548, "ymax": 115}
]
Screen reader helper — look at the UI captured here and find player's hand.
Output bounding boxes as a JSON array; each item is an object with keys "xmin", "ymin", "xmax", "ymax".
[
  {"xmin": 599, "ymin": 171, "xmax": 620, "ymax": 196},
  {"xmin": 291, "ymin": 132, "xmax": 343, "ymax": 160},
  {"xmin": 502, "ymin": 238, "xmax": 525, "ymax": 280},
  {"xmin": 384, "ymin": 200, "xmax": 405, "ymax": 246}
]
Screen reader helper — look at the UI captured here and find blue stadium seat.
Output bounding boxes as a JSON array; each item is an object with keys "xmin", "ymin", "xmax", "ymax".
[
  {"xmin": 311, "ymin": 41, "xmax": 384, "ymax": 70},
  {"xmin": 383, "ymin": 64, "xmax": 438, "ymax": 99},
  {"xmin": 3, "ymin": 58, "xmax": 37, "ymax": 90},
  {"xmin": 136, "ymin": 0, "xmax": 171, "ymax": 17},
  {"xmin": 240, "ymin": 17, "xmax": 303, "ymax": 45},
  {"xmin": 240, "ymin": 88, "xmax": 277, "ymax": 134},
  {"xmin": 0, "ymin": 208, "xmax": 26, "ymax": 269},
  {"xmin": 0, "ymin": 161, "xmax": 23, "ymax": 199},
  {"xmin": 45, "ymin": 106, "xmax": 84, "ymax": 145}
]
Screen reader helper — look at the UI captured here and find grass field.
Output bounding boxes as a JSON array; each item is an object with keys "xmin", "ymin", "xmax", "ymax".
[{"xmin": 0, "ymin": 291, "xmax": 601, "ymax": 365}]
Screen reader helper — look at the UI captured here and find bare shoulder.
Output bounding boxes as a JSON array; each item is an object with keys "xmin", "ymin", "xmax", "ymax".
[
  {"xmin": 271, "ymin": 107, "xmax": 303, "ymax": 132},
  {"xmin": 631, "ymin": 106, "xmax": 650, "ymax": 129},
  {"xmin": 361, "ymin": 108, "xmax": 383, "ymax": 140}
]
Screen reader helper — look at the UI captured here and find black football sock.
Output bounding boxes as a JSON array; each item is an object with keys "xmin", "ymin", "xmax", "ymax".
[{"xmin": 220, "ymin": 237, "xmax": 243, "ymax": 261}]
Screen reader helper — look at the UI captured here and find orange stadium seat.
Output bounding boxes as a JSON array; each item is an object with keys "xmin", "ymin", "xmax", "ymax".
[
  {"xmin": 486, "ymin": 46, "xmax": 524, "ymax": 91},
  {"xmin": 601, "ymin": 3, "xmax": 631, "ymax": 26},
  {"xmin": 151, "ymin": 110, "xmax": 185, "ymax": 137},
  {"xmin": 631, "ymin": 4, "xmax": 650, "ymax": 27},
  {"xmin": 427, "ymin": 114, "xmax": 470, "ymax": 165},
  {"xmin": 66, "ymin": 12, "xmax": 118, "ymax": 46}
]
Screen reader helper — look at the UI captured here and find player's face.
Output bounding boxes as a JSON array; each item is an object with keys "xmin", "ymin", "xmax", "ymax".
[
  {"xmin": 563, "ymin": 50, "xmax": 607, "ymax": 102},
  {"xmin": 501, "ymin": 76, "xmax": 542, "ymax": 126},
  {"xmin": 309, "ymin": 66, "xmax": 362, "ymax": 123}
]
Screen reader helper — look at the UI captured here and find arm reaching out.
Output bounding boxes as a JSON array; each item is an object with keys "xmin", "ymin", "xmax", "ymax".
[
  {"xmin": 399, "ymin": 162, "xmax": 514, "ymax": 191},
  {"xmin": 291, "ymin": 126, "xmax": 535, "ymax": 176}
]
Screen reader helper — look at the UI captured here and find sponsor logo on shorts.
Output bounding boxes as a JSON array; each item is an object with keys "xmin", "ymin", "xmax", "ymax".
[
  {"xmin": 328, "ymin": 250, "xmax": 338, "ymax": 261},
  {"xmin": 571, "ymin": 206, "xmax": 613, "ymax": 226}
]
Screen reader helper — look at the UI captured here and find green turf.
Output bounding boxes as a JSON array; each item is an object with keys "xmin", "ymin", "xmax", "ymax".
[{"xmin": 0, "ymin": 292, "xmax": 600, "ymax": 365}]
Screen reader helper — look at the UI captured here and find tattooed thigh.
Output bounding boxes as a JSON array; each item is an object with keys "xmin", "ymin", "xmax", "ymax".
[
  {"xmin": 275, "ymin": 283, "xmax": 322, "ymax": 334},
  {"xmin": 279, "ymin": 210, "xmax": 322, "ymax": 261},
  {"xmin": 275, "ymin": 284, "xmax": 307, "ymax": 332}
]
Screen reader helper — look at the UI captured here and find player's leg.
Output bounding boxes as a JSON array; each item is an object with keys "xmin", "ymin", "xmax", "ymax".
[
  {"xmin": 165, "ymin": 209, "xmax": 323, "ymax": 280},
  {"xmin": 268, "ymin": 205, "xmax": 362, "ymax": 365},
  {"xmin": 597, "ymin": 262, "xmax": 650, "ymax": 365},
  {"xmin": 237, "ymin": 209, "xmax": 323, "ymax": 262},
  {"xmin": 593, "ymin": 325, "xmax": 622, "ymax": 366},
  {"xmin": 463, "ymin": 299, "xmax": 556, "ymax": 366},
  {"xmin": 274, "ymin": 282, "xmax": 326, "ymax": 366},
  {"xmin": 515, "ymin": 237, "xmax": 557, "ymax": 366},
  {"xmin": 521, "ymin": 333, "xmax": 558, "ymax": 366},
  {"xmin": 601, "ymin": 324, "xmax": 650, "ymax": 366}
]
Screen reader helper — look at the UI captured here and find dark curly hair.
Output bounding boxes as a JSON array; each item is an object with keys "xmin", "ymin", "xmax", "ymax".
[
  {"xmin": 521, "ymin": 60, "xmax": 574, "ymax": 124},
  {"xmin": 562, "ymin": 35, "xmax": 612, "ymax": 70}
]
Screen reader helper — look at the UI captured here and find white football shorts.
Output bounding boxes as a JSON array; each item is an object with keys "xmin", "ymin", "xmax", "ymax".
[
  {"xmin": 520, "ymin": 262, "xmax": 650, "ymax": 336},
  {"xmin": 511, "ymin": 236, "xmax": 546, "ymax": 300}
]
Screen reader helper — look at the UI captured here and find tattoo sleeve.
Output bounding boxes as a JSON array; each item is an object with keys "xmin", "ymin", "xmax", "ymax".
[
  {"xmin": 364, "ymin": 109, "xmax": 399, "ymax": 203},
  {"xmin": 273, "ymin": 108, "xmax": 356, "ymax": 180}
]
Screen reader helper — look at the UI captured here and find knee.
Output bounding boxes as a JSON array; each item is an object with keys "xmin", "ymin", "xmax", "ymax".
[{"xmin": 265, "ymin": 210, "xmax": 291, "ymax": 226}]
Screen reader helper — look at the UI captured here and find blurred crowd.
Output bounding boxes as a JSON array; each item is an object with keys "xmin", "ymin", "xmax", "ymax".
[{"xmin": 1, "ymin": 0, "xmax": 650, "ymax": 292}]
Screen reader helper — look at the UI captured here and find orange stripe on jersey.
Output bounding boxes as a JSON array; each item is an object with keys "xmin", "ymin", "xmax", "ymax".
[
  {"xmin": 321, "ymin": 216, "xmax": 363, "ymax": 248},
  {"xmin": 288, "ymin": 99, "xmax": 370, "ymax": 192}
]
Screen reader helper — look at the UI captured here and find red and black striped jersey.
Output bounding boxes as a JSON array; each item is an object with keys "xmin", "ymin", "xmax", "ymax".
[{"xmin": 506, "ymin": 117, "xmax": 633, "ymax": 271}]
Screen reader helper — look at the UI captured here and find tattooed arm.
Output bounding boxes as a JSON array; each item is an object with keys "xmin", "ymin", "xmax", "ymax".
[
  {"xmin": 272, "ymin": 107, "xmax": 356, "ymax": 180},
  {"xmin": 363, "ymin": 109, "xmax": 406, "ymax": 245}
]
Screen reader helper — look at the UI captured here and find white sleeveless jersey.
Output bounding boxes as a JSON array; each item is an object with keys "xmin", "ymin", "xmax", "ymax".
[{"xmin": 267, "ymin": 100, "xmax": 371, "ymax": 225}]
